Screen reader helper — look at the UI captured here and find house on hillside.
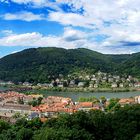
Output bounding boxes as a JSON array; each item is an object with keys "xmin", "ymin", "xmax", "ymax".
[
  {"xmin": 89, "ymin": 83, "xmax": 94, "ymax": 88},
  {"xmin": 91, "ymin": 77, "xmax": 97, "ymax": 81},
  {"xmin": 69, "ymin": 80, "xmax": 76, "ymax": 87},
  {"xmin": 58, "ymin": 82, "xmax": 64, "ymax": 88},
  {"xmin": 23, "ymin": 82, "xmax": 32, "ymax": 86},
  {"xmin": 78, "ymin": 82, "xmax": 85, "ymax": 87},
  {"xmin": 94, "ymin": 84, "xmax": 98, "ymax": 88},
  {"xmin": 111, "ymin": 83, "xmax": 118, "ymax": 88},
  {"xmin": 108, "ymin": 78, "xmax": 114, "ymax": 83},
  {"xmin": 134, "ymin": 82, "xmax": 140, "ymax": 88},
  {"xmin": 119, "ymin": 83, "xmax": 124, "ymax": 88}
]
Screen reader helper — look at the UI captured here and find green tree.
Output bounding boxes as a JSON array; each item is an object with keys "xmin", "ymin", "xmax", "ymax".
[
  {"xmin": 18, "ymin": 97, "xmax": 24, "ymax": 104},
  {"xmin": 16, "ymin": 128, "xmax": 33, "ymax": 140},
  {"xmin": 35, "ymin": 127, "xmax": 93, "ymax": 140},
  {"xmin": 100, "ymin": 96, "xmax": 107, "ymax": 104},
  {"xmin": 106, "ymin": 98, "xmax": 120, "ymax": 112},
  {"xmin": 133, "ymin": 134, "xmax": 140, "ymax": 140},
  {"xmin": 0, "ymin": 120, "xmax": 10, "ymax": 133},
  {"xmin": 12, "ymin": 112, "xmax": 22, "ymax": 119}
]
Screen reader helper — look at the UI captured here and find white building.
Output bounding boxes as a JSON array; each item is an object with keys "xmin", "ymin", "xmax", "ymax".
[{"xmin": 111, "ymin": 83, "xmax": 118, "ymax": 88}]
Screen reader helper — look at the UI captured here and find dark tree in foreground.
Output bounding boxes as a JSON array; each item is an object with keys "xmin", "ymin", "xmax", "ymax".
[{"xmin": 1, "ymin": 105, "xmax": 140, "ymax": 140}]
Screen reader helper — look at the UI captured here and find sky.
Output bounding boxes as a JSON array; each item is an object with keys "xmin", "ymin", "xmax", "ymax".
[{"xmin": 0, "ymin": 0, "xmax": 140, "ymax": 57}]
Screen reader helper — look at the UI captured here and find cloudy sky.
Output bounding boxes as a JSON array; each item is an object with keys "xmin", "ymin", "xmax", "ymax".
[{"xmin": 0, "ymin": 0, "xmax": 140, "ymax": 57}]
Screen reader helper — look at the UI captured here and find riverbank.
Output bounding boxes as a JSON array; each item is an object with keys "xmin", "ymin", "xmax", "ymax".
[
  {"xmin": 1, "ymin": 86, "xmax": 140, "ymax": 102},
  {"xmin": 31, "ymin": 86, "xmax": 137, "ymax": 93},
  {"xmin": 0, "ymin": 84, "xmax": 139, "ymax": 94}
]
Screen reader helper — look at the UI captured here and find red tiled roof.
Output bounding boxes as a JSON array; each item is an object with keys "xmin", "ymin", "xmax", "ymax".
[
  {"xmin": 78, "ymin": 102, "xmax": 93, "ymax": 108},
  {"xmin": 119, "ymin": 98, "xmax": 135, "ymax": 104}
]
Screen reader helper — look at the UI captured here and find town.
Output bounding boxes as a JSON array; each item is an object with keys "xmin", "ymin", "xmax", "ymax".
[
  {"xmin": 0, "ymin": 90, "xmax": 140, "ymax": 123},
  {"xmin": 1, "ymin": 71, "xmax": 140, "ymax": 92},
  {"xmin": 23, "ymin": 71, "xmax": 140, "ymax": 89}
]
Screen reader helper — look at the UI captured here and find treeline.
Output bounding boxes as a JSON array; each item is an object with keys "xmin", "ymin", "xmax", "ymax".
[{"xmin": 1, "ymin": 105, "xmax": 140, "ymax": 139}]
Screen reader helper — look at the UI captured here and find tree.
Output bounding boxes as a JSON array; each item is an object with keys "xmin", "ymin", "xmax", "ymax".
[
  {"xmin": 133, "ymin": 134, "xmax": 140, "ymax": 140},
  {"xmin": 0, "ymin": 120, "xmax": 10, "ymax": 133},
  {"xmin": 28, "ymin": 100, "xmax": 38, "ymax": 107},
  {"xmin": 12, "ymin": 112, "xmax": 22, "ymax": 119},
  {"xmin": 16, "ymin": 128, "xmax": 33, "ymax": 140},
  {"xmin": 35, "ymin": 127, "xmax": 93, "ymax": 140},
  {"xmin": 106, "ymin": 98, "xmax": 120, "ymax": 112},
  {"xmin": 63, "ymin": 81, "xmax": 68, "ymax": 87},
  {"xmin": 0, "ymin": 128, "xmax": 17, "ymax": 140},
  {"xmin": 18, "ymin": 97, "xmax": 24, "ymax": 104},
  {"xmin": 2, "ymin": 104, "xmax": 140, "ymax": 140},
  {"xmin": 37, "ymin": 97, "xmax": 43, "ymax": 105},
  {"xmin": 100, "ymin": 96, "xmax": 107, "ymax": 105}
]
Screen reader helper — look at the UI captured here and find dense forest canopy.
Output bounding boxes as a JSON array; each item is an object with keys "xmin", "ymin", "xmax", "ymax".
[
  {"xmin": 0, "ymin": 47, "xmax": 140, "ymax": 83},
  {"xmin": 1, "ymin": 105, "xmax": 140, "ymax": 140}
]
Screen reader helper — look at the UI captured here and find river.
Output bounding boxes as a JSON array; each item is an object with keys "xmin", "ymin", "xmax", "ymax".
[
  {"xmin": 0, "ymin": 86, "xmax": 9, "ymax": 91},
  {"xmin": 30, "ymin": 90, "xmax": 140, "ymax": 101},
  {"xmin": 1, "ymin": 86, "xmax": 140, "ymax": 101}
]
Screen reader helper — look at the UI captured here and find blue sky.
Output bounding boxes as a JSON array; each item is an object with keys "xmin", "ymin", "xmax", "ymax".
[{"xmin": 0, "ymin": 0, "xmax": 140, "ymax": 57}]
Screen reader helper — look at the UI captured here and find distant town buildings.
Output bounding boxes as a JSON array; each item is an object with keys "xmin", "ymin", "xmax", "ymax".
[
  {"xmin": 1, "ymin": 71, "xmax": 139, "ymax": 90},
  {"xmin": 1, "ymin": 90, "xmax": 140, "ymax": 123},
  {"xmin": 30, "ymin": 71, "xmax": 140, "ymax": 89}
]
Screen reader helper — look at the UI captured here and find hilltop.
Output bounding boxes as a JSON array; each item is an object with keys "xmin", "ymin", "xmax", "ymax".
[{"xmin": 0, "ymin": 47, "xmax": 139, "ymax": 83}]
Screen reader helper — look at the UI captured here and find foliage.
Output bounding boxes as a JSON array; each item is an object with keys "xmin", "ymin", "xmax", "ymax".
[
  {"xmin": 12, "ymin": 112, "xmax": 22, "ymax": 119},
  {"xmin": 28, "ymin": 97, "xmax": 43, "ymax": 107},
  {"xmin": 0, "ymin": 47, "xmax": 130, "ymax": 83},
  {"xmin": 34, "ymin": 127, "xmax": 93, "ymax": 140},
  {"xmin": 18, "ymin": 97, "xmax": 24, "ymax": 104},
  {"xmin": 133, "ymin": 134, "xmax": 140, "ymax": 140},
  {"xmin": 16, "ymin": 128, "xmax": 33, "ymax": 140},
  {"xmin": 78, "ymin": 97, "xmax": 99, "ymax": 103},
  {"xmin": 105, "ymin": 98, "xmax": 120, "ymax": 112},
  {"xmin": 100, "ymin": 96, "xmax": 107, "ymax": 104},
  {"xmin": 2, "ymin": 101, "xmax": 140, "ymax": 140},
  {"xmin": 0, "ymin": 120, "xmax": 10, "ymax": 132}
]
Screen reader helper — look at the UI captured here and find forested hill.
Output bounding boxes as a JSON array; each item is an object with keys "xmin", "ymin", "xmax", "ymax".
[{"xmin": 0, "ymin": 47, "xmax": 139, "ymax": 83}]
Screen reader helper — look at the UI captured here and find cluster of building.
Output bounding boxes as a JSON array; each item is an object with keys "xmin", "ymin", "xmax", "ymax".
[
  {"xmin": 0, "ymin": 92, "xmax": 42, "ymax": 122},
  {"xmin": 1, "ymin": 91, "xmax": 140, "ymax": 123},
  {"xmin": 0, "ymin": 91, "xmax": 102, "ymax": 122},
  {"xmin": 21, "ymin": 71, "xmax": 140, "ymax": 89},
  {"xmin": 0, "ymin": 71, "xmax": 140, "ymax": 90},
  {"xmin": 31, "ymin": 96, "xmax": 101, "ymax": 118}
]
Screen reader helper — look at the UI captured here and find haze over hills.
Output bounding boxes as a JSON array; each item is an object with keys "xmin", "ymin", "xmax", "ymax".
[{"xmin": 0, "ymin": 47, "xmax": 139, "ymax": 83}]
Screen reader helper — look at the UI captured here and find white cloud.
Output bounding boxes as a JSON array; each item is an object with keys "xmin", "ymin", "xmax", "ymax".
[
  {"xmin": 2, "ymin": 11, "xmax": 45, "ymax": 21},
  {"xmin": 0, "ymin": 28, "xmax": 88, "ymax": 49},
  {"xmin": 0, "ymin": 28, "xmax": 139, "ymax": 54},
  {"xmin": 63, "ymin": 27, "xmax": 86, "ymax": 41},
  {"xmin": 53, "ymin": 0, "xmax": 140, "ymax": 52},
  {"xmin": 1, "ymin": 0, "xmax": 140, "ymax": 54},
  {"xmin": 0, "ymin": 32, "xmax": 42, "ymax": 46},
  {"xmin": 48, "ymin": 12, "xmax": 95, "ymax": 29}
]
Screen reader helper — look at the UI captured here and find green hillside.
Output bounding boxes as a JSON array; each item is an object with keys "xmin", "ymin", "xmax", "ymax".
[{"xmin": 0, "ymin": 47, "xmax": 139, "ymax": 83}]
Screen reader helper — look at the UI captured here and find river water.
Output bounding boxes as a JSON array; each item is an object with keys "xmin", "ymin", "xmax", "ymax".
[
  {"xmin": 0, "ymin": 86, "xmax": 9, "ymax": 91},
  {"xmin": 1, "ymin": 86, "xmax": 140, "ymax": 101},
  {"xmin": 31, "ymin": 90, "xmax": 140, "ymax": 101}
]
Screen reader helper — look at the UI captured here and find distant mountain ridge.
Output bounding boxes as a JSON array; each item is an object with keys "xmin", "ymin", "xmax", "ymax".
[{"xmin": 0, "ymin": 47, "xmax": 139, "ymax": 83}]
